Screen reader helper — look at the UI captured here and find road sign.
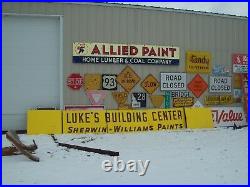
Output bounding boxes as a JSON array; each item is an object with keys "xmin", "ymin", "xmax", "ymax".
[
  {"xmin": 116, "ymin": 66, "xmax": 141, "ymax": 92},
  {"xmin": 102, "ymin": 74, "xmax": 117, "ymax": 90},
  {"xmin": 131, "ymin": 92, "xmax": 147, "ymax": 108},
  {"xmin": 150, "ymin": 95, "xmax": 164, "ymax": 108},
  {"xmin": 84, "ymin": 74, "xmax": 101, "ymax": 90},
  {"xmin": 188, "ymin": 74, "xmax": 208, "ymax": 98},
  {"xmin": 141, "ymin": 74, "xmax": 160, "ymax": 94},
  {"xmin": 67, "ymin": 73, "xmax": 83, "ymax": 90},
  {"xmin": 112, "ymin": 91, "xmax": 128, "ymax": 105}
]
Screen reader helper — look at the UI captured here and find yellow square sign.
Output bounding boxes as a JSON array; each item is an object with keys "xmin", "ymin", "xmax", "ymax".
[
  {"xmin": 84, "ymin": 74, "xmax": 101, "ymax": 90},
  {"xmin": 186, "ymin": 51, "xmax": 211, "ymax": 73},
  {"xmin": 141, "ymin": 74, "xmax": 160, "ymax": 94},
  {"xmin": 116, "ymin": 66, "xmax": 141, "ymax": 92}
]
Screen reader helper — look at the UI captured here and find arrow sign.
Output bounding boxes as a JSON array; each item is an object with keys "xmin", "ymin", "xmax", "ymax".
[{"xmin": 86, "ymin": 90, "xmax": 107, "ymax": 105}]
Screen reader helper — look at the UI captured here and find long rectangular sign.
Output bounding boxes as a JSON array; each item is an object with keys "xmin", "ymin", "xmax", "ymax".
[
  {"xmin": 211, "ymin": 107, "xmax": 247, "ymax": 127},
  {"xmin": 63, "ymin": 109, "xmax": 186, "ymax": 134},
  {"xmin": 73, "ymin": 42, "xmax": 180, "ymax": 65},
  {"xmin": 209, "ymin": 76, "xmax": 232, "ymax": 93},
  {"xmin": 160, "ymin": 73, "xmax": 187, "ymax": 91}
]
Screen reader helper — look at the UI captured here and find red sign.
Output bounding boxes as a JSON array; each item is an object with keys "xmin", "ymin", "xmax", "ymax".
[
  {"xmin": 67, "ymin": 73, "xmax": 83, "ymax": 90},
  {"xmin": 188, "ymin": 74, "xmax": 208, "ymax": 98},
  {"xmin": 232, "ymin": 54, "xmax": 248, "ymax": 65}
]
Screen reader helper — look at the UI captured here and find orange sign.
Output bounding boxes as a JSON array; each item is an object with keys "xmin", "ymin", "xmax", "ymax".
[
  {"xmin": 150, "ymin": 95, "xmax": 164, "ymax": 108},
  {"xmin": 112, "ymin": 91, "xmax": 128, "ymax": 104},
  {"xmin": 84, "ymin": 74, "xmax": 101, "ymax": 90},
  {"xmin": 141, "ymin": 74, "xmax": 160, "ymax": 94},
  {"xmin": 116, "ymin": 66, "xmax": 141, "ymax": 92},
  {"xmin": 188, "ymin": 74, "xmax": 208, "ymax": 98},
  {"xmin": 233, "ymin": 74, "xmax": 242, "ymax": 88}
]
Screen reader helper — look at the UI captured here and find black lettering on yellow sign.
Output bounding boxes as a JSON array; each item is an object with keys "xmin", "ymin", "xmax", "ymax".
[
  {"xmin": 105, "ymin": 111, "xmax": 147, "ymax": 123},
  {"xmin": 66, "ymin": 112, "xmax": 100, "ymax": 123},
  {"xmin": 67, "ymin": 127, "xmax": 107, "ymax": 133},
  {"xmin": 113, "ymin": 125, "xmax": 154, "ymax": 133},
  {"xmin": 151, "ymin": 110, "xmax": 183, "ymax": 121},
  {"xmin": 157, "ymin": 123, "xmax": 184, "ymax": 130}
]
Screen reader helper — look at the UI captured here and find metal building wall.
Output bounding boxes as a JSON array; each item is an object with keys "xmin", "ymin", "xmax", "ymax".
[{"xmin": 3, "ymin": 2, "xmax": 248, "ymax": 109}]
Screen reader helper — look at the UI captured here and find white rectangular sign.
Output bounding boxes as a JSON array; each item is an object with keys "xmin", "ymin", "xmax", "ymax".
[
  {"xmin": 209, "ymin": 76, "xmax": 231, "ymax": 93},
  {"xmin": 211, "ymin": 107, "xmax": 247, "ymax": 128},
  {"xmin": 160, "ymin": 73, "xmax": 187, "ymax": 91}
]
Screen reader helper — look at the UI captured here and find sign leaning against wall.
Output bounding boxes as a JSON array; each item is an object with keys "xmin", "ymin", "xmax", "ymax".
[{"xmin": 73, "ymin": 42, "xmax": 180, "ymax": 65}]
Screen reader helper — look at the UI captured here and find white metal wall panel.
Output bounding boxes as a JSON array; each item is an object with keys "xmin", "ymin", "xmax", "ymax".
[{"xmin": 3, "ymin": 15, "xmax": 60, "ymax": 130}]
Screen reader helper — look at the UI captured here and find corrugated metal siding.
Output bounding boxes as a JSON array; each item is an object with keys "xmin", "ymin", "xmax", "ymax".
[{"xmin": 3, "ymin": 2, "xmax": 248, "ymax": 109}]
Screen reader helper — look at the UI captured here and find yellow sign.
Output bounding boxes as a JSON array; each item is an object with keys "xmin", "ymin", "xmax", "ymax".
[
  {"xmin": 186, "ymin": 51, "xmax": 211, "ymax": 73},
  {"xmin": 233, "ymin": 74, "xmax": 242, "ymax": 88},
  {"xmin": 204, "ymin": 95, "xmax": 233, "ymax": 105},
  {"xmin": 27, "ymin": 110, "xmax": 62, "ymax": 135},
  {"xmin": 112, "ymin": 91, "xmax": 128, "ymax": 104},
  {"xmin": 84, "ymin": 74, "xmax": 101, "ymax": 90},
  {"xmin": 185, "ymin": 108, "xmax": 213, "ymax": 129},
  {"xmin": 150, "ymin": 95, "xmax": 164, "ymax": 108},
  {"xmin": 220, "ymin": 95, "xmax": 233, "ymax": 105},
  {"xmin": 107, "ymin": 109, "xmax": 186, "ymax": 133},
  {"xmin": 141, "ymin": 74, "xmax": 160, "ymax": 94},
  {"xmin": 116, "ymin": 66, "xmax": 141, "ymax": 92},
  {"xmin": 204, "ymin": 96, "xmax": 220, "ymax": 105},
  {"xmin": 118, "ymin": 103, "xmax": 132, "ymax": 110},
  {"xmin": 173, "ymin": 97, "xmax": 194, "ymax": 107},
  {"xmin": 63, "ymin": 110, "xmax": 107, "ymax": 134}
]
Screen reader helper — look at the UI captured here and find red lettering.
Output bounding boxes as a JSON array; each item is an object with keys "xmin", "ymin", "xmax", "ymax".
[
  {"xmin": 130, "ymin": 46, "xmax": 138, "ymax": 56},
  {"xmin": 161, "ymin": 48, "xmax": 168, "ymax": 57},
  {"xmin": 217, "ymin": 110, "xmax": 243, "ymax": 124},
  {"xmin": 91, "ymin": 45, "xmax": 100, "ymax": 55},
  {"xmin": 148, "ymin": 47, "xmax": 157, "ymax": 56},
  {"xmin": 142, "ymin": 47, "xmax": 149, "ymax": 56},
  {"xmin": 110, "ymin": 45, "xmax": 117, "ymax": 55},
  {"xmin": 122, "ymin": 46, "xmax": 128, "ymax": 55},
  {"xmin": 169, "ymin": 48, "xmax": 176, "ymax": 57},
  {"xmin": 102, "ymin": 45, "xmax": 109, "ymax": 55}
]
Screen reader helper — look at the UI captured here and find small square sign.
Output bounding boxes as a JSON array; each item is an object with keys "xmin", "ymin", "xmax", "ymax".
[{"xmin": 131, "ymin": 92, "xmax": 147, "ymax": 108}]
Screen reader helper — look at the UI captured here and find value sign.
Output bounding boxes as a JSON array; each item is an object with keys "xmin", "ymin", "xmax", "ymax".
[
  {"xmin": 160, "ymin": 73, "xmax": 187, "ymax": 91},
  {"xmin": 102, "ymin": 74, "xmax": 117, "ymax": 90},
  {"xmin": 211, "ymin": 107, "xmax": 247, "ymax": 127},
  {"xmin": 209, "ymin": 76, "xmax": 231, "ymax": 93},
  {"xmin": 131, "ymin": 93, "xmax": 147, "ymax": 108}
]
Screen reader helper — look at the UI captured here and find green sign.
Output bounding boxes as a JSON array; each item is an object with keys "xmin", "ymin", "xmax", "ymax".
[{"xmin": 164, "ymin": 91, "xmax": 171, "ymax": 108}]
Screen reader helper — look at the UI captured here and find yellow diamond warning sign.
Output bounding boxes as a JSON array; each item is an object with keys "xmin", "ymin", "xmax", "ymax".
[
  {"xmin": 141, "ymin": 74, "xmax": 160, "ymax": 94},
  {"xmin": 116, "ymin": 66, "xmax": 141, "ymax": 92}
]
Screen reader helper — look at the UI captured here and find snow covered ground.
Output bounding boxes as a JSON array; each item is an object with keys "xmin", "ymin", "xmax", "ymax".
[{"xmin": 2, "ymin": 128, "xmax": 248, "ymax": 184}]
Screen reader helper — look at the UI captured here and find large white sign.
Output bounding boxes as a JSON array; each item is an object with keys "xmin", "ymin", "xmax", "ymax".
[
  {"xmin": 211, "ymin": 107, "xmax": 247, "ymax": 128},
  {"xmin": 160, "ymin": 73, "xmax": 187, "ymax": 91},
  {"xmin": 209, "ymin": 76, "xmax": 231, "ymax": 93}
]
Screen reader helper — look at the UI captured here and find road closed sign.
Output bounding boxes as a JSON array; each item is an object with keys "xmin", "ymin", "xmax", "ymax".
[
  {"xmin": 160, "ymin": 73, "xmax": 187, "ymax": 91},
  {"xmin": 209, "ymin": 76, "xmax": 231, "ymax": 93}
]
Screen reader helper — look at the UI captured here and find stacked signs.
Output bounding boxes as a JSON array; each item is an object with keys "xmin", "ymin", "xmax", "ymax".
[{"xmin": 161, "ymin": 73, "xmax": 193, "ymax": 107}]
